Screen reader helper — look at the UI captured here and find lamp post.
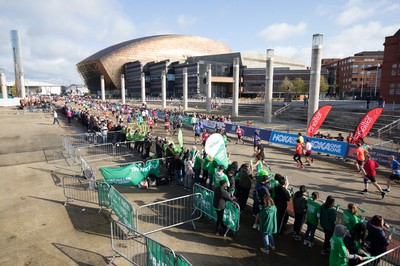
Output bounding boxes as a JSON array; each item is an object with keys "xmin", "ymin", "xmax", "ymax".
[
  {"xmin": 307, "ymin": 33, "xmax": 323, "ymax": 125},
  {"xmin": 374, "ymin": 64, "xmax": 380, "ymax": 97}
]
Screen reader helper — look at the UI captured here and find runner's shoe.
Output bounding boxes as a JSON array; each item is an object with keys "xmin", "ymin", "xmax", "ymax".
[
  {"xmin": 383, "ymin": 188, "xmax": 390, "ymax": 193},
  {"xmin": 381, "ymin": 192, "xmax": 386, "ymax": 199},
  {"xmin": 361, "ymin": 189, "xmax": 368, "ymax": 194}
]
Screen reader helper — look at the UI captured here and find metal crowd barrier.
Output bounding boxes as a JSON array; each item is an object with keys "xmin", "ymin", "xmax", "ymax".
[
  {"xmin": 62, "ymin": 176, "xmax": 100, "ymax": 207},
  {"xmin": 135, "ymin": 193, "xmax": 202, "ymax": 235},
  {"xmin": 110, "ymin": 220, "xmax": 192, "ymax": 266},
  {"xmin": 357, "ymin": 245, "xmax": 400, "ymax": 266}
]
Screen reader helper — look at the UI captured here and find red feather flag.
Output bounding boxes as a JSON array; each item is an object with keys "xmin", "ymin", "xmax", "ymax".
[
  {"xmin": 306, "ymin": 105, "xmax": 332, "ymax": 137},
  {"xmin": 352, "ymin": 107, "xmax": 384, "ymax": 143}
]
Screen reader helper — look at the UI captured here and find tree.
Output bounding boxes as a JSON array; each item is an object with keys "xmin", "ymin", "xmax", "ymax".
[
  {"xmin": 292, "ymin": 77, "xmax": 306, "ymax": 93},
  {"xmin": 320, "ymin": 75, "xmax": 328, "ymax": 92},
  {"xmin": 278, "ymin": 76, "xmax": 293, "ymax": 92},
  {"xmin": 10, "ymin": 85, "xmax": 18, "ymax": 96}
]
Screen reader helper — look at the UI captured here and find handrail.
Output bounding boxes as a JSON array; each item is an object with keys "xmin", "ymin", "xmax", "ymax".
[
  {"xmin": 272, "ymin": 102, "xmax": 294, "ymax": 117},
  {"xmin": 377, "ymin": 119, "xmax": 400, "ymax": 137}
]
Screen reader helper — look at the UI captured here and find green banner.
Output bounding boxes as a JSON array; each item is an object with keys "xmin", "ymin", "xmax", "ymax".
[
  {"xmin": 178, "ymin": 129, "xmax": 183, "ymax": 148},
  {"xmin": 146, "ymin": 237, "xmax": 175, "ymax": 266},
  {"xmin": 109, "ymin": 187, "xmax": 134, "ymax": 228},
  {"xmin": 223, "ymin": 201, "xmax": 240, "ymax": 232},
  {"xmin": 194, "ymin": 185, "xmax": 217, "ymax": 221},
  {"xmin": 101, "ymin": 160, "xmax": 160, "ymax": 186},
  {"xmin": 97, "ymin": 182, "xmax": 111, "ymax": 207}
]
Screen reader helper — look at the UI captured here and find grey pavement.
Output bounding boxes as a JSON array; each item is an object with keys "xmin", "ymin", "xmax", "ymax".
[{"xmin": 0, "ymin": 103, "xmax": 398, "ymax": 266}]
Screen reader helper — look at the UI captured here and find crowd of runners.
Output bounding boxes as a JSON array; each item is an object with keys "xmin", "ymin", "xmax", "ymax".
[{"xmin": 55, "ymin": 96, "xmax": 398, "ymax": 266}]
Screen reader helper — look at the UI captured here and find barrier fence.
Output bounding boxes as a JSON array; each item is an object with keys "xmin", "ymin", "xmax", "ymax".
[
  {"xmin": 193, "ymin": 184, "xmax": 240, "ymax": 236},
  {"xmin": 63, "ymin": 176, "xmax": 102, "ymax": 207},
  {"xmin": 356, "ymin": 245, "xmax": 400, "ymax": 266},
  {"xmin": 110, "ymin": 220, "xmax": 192, "ymax": 266},
  {"xmin": 135, "ymin": 193, "xmax": 202, "ymax": 235}
]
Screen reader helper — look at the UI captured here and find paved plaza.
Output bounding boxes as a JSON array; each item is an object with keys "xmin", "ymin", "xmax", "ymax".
[{"xmin": 0, "ymin": 104, "xmax": 398, "ymax": 266}]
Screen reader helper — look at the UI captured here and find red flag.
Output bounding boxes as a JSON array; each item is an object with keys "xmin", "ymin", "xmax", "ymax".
[
  {"xmin": 353, "ymin": 107, "xmax": 384, "ymax": 143},
  {"xmin": 306, "ymin": 105, "xmax": 332, "ymax": 137}
]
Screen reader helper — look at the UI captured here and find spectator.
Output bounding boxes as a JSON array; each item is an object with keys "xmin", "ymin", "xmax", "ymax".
[
  {"xmin": 329, "ymin": 224, "xmax": 363, "ymax": 266},
  {"xmin": 273, "ymin": 174, "xmax": 291, "ymax": 234},
  {"xmin": 320, "ymin": 195, "xmax": 337, "ymax": 256},
  {"xmin": 238, "ymin": 163, "xmax": 252, "ymax": 211},
  {"xmin": 292, "ymin": 185, "xmax": 308, "ymax": 241},
  {"xmin": 344, "ymin": 223, "xmax": 368, "ymax": 266},
  {"xmin": 303, "ymin": 192, "xmax": 321, "ymax": 248},
  {"xmin": 343, "ymin": 203, "xmax": 364, "ymax": 231},
  {"xmin": 365, "ymin": 215, "xmax": 391, "ymax": 258},
  {"xmin": 259, "ymin": 196, "xmax": 277, "ymax": 255},
  {"xmin": 213, "ymin": 180, "xmax": 234, "ymax": 235}
]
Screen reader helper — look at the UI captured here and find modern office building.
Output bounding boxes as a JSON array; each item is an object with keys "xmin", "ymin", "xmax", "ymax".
[
  {"xmin": 381, "ymin": 29, "xmax": 400, "ymax": 103},
  {"xmin": 77, "ymin": 34, "xmax": 309, "ymax": 98}
]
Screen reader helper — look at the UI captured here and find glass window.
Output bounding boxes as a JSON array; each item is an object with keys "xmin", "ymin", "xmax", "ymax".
[
  {"xmin": 392, "ymin": 64, "xmax": 397, "ymax": 76},
  {"xmin": 390, "ymin": 84, "xmax": 395, "ymax": 94},
  {"xmin": 397, "ymin": 84, "xmax": 400, "ymax": 95}
]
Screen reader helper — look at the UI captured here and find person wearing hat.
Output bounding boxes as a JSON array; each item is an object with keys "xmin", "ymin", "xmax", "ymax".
[{"xmin": 330, "ymin": 224, "xmax": 363, "ymax": 266}]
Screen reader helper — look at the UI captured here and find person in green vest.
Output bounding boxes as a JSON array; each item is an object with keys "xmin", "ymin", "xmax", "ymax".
[
  {"xmin": 320, "ymin": 195, "xmax": 337, "ymax": 256},
  {"xmin": 259, "ymin": 195, "xmax": 277, "ymax": 255},
  {"xmin": 303, "ymin": 191, "xmax": 322, "ymax": 248},
  {"xmin": 329, "ymin": 224, "xmax": 363, "ymax": 266},
  {"xmin": 125, "ymin": 128, "xmax": 135, "ymax": 149},
  {"xmin": 343, "ymin": 203, "xmax": 364, "ymax": 231},
  {"xmin": 213, "ymin": 165, "xmax": 230, "ymax": 189},
  {"xmin": 201, "ymin": 153, "xmax": 210, "ymax": 187}
]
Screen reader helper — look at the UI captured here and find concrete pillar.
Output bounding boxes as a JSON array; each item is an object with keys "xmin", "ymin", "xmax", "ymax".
[
  {"xmin": 264, "ymin": 49, "xmax": 274, "ymax": 123},
  {"xmin": 307, "ymin": 34, "xmax": 323, "ymax": 125},
  {"xmin": 121, "ymin": 74, "xmax": 126, "ymax": 104},
  {"xmin": 1, "ymin": 71, "xmax": 7, "ymax": 99},
  {"xmin": 232, "ymin": 58, "xmax": 240, "ymax": 117},
  {"xmin": 20, "ymin": 74, "xmax": 26, "ymax": 99},
  {"xmin": 141, "ymin": 72, "xmax": 146, "ymax": 104},
  {"xmin": 206, "ymin": 64, "xmax": 212, "ymax": 112},
  {"xmin": 100, "ymin": 75, "xmax": 105, "ymax": 101},
  {"xmin": 161, "ymin": 70, "xmax": 166, "ymax": 109},
  {"xmin": 183, "ymin": 68, "xmax": 188, "ymax": 111}
]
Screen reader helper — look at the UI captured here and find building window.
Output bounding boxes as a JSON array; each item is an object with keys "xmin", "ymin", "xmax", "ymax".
[
  {"xmin": 390, "ymin": 84, "xmax": 395, "ymax": 95},
  {"xmin": 392, "ymin": 64, "xmax": 398, "ymax": 76},
  {"xmin": 397, "ymin": 84, "xmax": 400, "ymax": 95}
]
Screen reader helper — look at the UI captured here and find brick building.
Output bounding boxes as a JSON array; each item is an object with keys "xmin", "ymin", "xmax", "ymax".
[{"xmin": 381, "ymin": 29, "xmax": 400, "ymax": 104}]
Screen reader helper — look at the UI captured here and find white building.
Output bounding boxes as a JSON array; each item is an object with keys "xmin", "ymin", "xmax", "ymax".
[{"xmin": 5, "ymin": 80, "xmax": 61, "ymax": 95}]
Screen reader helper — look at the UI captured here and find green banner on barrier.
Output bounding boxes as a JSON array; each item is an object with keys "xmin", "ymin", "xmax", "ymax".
[
  {"xmin": 146, "ymin": 237, "xmax": 175, "ymax": 266},
  {"xmin": 101, "ymin": 160, "xmax": 159, "ymax": 186},
  {"xmin": 97, "ymin": 182, "xmax": 111, "ymax": 207},
  {"xmin": 194, "ymin": 185, "xmax": 217, "ymax": 221},
  {"xmin": 223, "ymin": 201, "xmax": 240, "ymax": 232},
  {"xmin": 109, "ymin": 187, "xmax": 134, "ymax": 228},
  {"xmin": 194, "ymin": 184, "xmax": 239, "ymax": 232}
]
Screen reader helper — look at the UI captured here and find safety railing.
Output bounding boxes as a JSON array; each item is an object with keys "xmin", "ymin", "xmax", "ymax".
[
  {"xmin": 356, "ymin": 244, "xmax": 400, "ymax": 266},
  {"xmin": 135, "ymin": 193, "xmax": 202, "ymax": 235},
  {"xmin": 377, "ymin": 118, "xmax": 400, "ymax": 138},
  {"xmin": 63, "ymin": 176, "xmax": 101, "ymax": 207},
  {"xmin": 193, "ymin": 184, "xmax": 240, "ymax": 236},
  {"xmin": 272, "ymin": 102, "xmax": 294, "ymax": 117},
  {"xmin": 110, "ymin": 220, "xmax": 192, "ymax": 266}
]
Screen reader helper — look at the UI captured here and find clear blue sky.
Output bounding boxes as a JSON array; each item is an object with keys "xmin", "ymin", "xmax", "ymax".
[{"xmin": 0, "ymin": 0, "xmax": 399, "ymax": 85}]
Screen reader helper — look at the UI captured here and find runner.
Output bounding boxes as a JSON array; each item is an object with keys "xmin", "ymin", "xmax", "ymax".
[
  {"xmin": 361, "ymin": 154, "xmax": 386, "ymax": 199},
  {"xmin": 164, "ymin": 118, "xmax": 170, "ymax": 135},
  {"xmin": 354, "ymin": 143, "xmax": 367, "ymax": 175},
  {"xmin": 384, "ymin": 155, "xmax": 400, "ymax": 193},
  {"xmin": 253, "ymin": 131, "xmax": 260, "ymax": 153},
  {"xmin": 201, "ymin": 129, "xmax": 210, "ymax": 146},
  {"xmin": 236, "ymin": 125, "xmax": 244, "ymax": 145},
  {"xmin": 293, "ymin": 139, "xmax": 304, "ymax": 169},
  {"xmin": 304, "ymin": 138, "xmax": 313, "ymax": 166},
  {"xmin": 193, "ymin": 123, "xmax": 201, "ymax": 144}
]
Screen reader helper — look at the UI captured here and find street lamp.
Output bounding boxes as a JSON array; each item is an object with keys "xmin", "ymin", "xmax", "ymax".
[{"xmin": 374, "ymin": 64, "xmax": 380, "ymax": 97}]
